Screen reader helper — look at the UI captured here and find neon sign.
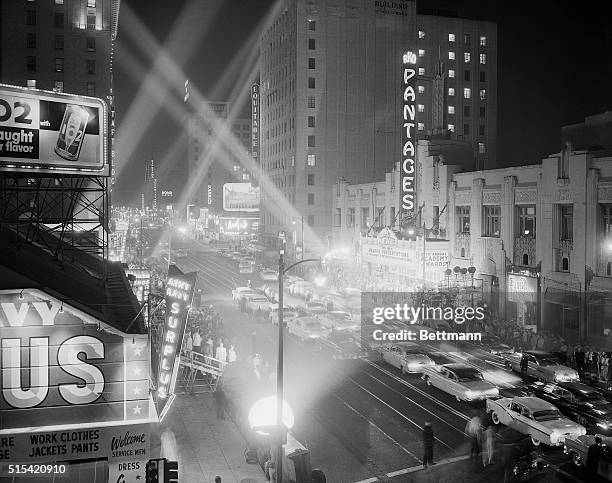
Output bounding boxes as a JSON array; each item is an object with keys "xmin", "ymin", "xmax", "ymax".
[
  {"xmin": 401, "ymin": 50, "xmax": 417, "ymax": 218},
  {"xmin": 251, "ymin": 84, "xmax": 259, "ymax": 161},
  {"xmin": 157, "ymin": 266, "xmax": 196, "ymax": 401}
]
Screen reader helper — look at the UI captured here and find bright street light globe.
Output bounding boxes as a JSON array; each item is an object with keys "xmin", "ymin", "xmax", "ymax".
[{"xmin": 248, "ymin": 396, "xmax": 295, "ymax": 435}]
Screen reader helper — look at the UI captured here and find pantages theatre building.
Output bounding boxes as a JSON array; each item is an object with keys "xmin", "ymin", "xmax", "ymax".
[{"xmin": 333, "ymin": 112, "xmax": 612, "ymax": 349}]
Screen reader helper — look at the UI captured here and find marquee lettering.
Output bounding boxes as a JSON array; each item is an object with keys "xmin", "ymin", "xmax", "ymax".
[{"xmin": 400, "ymin": 51, "xmax": 417, "ymax": 216}]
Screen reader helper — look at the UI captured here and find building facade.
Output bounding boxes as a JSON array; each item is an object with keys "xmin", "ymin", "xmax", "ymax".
[
  {"xmin": 333, "ymin": 139, "xmax": 612, "ymax": 347},
  {"xmin": 258, "ymin": 0, "xmax": 497, "ymax": 248},
  {"xmin": 0, "ymin": 0, "xmax": 120, "ymax": 199}
]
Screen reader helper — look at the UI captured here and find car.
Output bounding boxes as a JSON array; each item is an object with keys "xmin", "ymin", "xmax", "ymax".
[
  {"xmin": 287, "ymin": 316, "xmax": 331, "ymax": 341},
  {"xmin": 476, "ymin": 334, "xmax": 514, "ymax": 355},
  {"xmin": 319, "ymin": 331, "xmax": 365, "ymax": 360},
  {"xmin": 504, "ymin": 350, "xmax": 579, "ymax": 383},
  {"xmin": 564, "ymin": 434, "xmax": 612, "ymax": 476},
  {"xmin": 230, "ymin": 251, "xmax": 242, "ymax": 261},
  {"xmin": 377, "ymin": 343, "xmax": 435, "ymax": 374},
  {"xmin": 498, "ymin": 386, "xmax": 536, "ymax": 399},
  {"xmin": 421, "ymin": 363, "xmax": 499, "ymax": 402},
  {"xmin": 306, "ymin": 301, "xmax": 327, "ymax": 315},
  {"xmin": 269, "ymin": 306, "xmax": 299, "ymax": 325},
  {"xmin": 317, "ymin": 311, "xmax": 360, "ymax": 331},
  {"xmin": 487, "ymin": 396, "xmax": 587, "ymax": 447},
  {"xmin": 245, "ymin": 295, "xmax": 275, "ymax": 314},
  {"xmin": 232, "ymin": 286, "xmax": 258, "ymax": 302},
  {"xmin": 216, "ymin": 248, "xmax": 228, "ymax": 257},
  {"xmin": 528, "ymin": 381, "xmax": 612, "ymax": 434},
  {"xmin": 259, "ymin": 269, "xmax": 279, "ymax": 281},
  {"xmin": 175, "ymin": 248, "xmax": 188, "ymax": 258},
  {"xmin": 238, "ymin": 258, "xmax": 255, "ymax": 274}
]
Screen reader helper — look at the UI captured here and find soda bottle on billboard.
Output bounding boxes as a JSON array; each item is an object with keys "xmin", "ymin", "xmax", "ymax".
[{"xmin": 54, "ymin": 104, "xmax": 90, "ymax": 161}]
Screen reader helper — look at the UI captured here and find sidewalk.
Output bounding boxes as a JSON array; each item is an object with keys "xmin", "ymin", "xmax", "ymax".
[{"xmin": 150, "ymin": 393, "xmax": 266, "ymax": 483}]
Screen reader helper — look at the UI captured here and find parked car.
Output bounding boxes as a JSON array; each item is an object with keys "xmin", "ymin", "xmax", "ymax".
[
  {"xmin": 504, "ymin": 350, "xmax": 579, "ymax": 383},
  {"xmin": 259, "ymin": 269, "xmax": 279, "ymax": 281},
  {"xmin": 317, "ymin": 311, "xmax": 360, "ymax": 331},
  {"xmin": 232, "ymin": 286, "xmax": 258, "ymax": 302},
  {"xmin": 528, "ymin": 381, "xmax": 612, "ymax": 434},
  {"xmin": 377, "ymin": 343, "xmax": 435, "ymax": 374},
  {"xmin": 486, "ymin": 396, "xmax": 586, "ymax": 446},
  {"xmin": 421, "ymin": 363, "xmax": 499, "ymax": 402},
  {"xmin": 287, "ymin": 316, "xmax": 331, "ymax": 341}
]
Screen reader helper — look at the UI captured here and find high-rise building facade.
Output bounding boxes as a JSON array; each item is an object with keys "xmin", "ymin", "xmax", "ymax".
[
  {"xmin": 258, "ymin": 0, "xmax": 496, "ymax": 249},
  {"xmin": 186, "ymin": 102, "xmax": 253, "ymax": 215},
  {"xmin": 0, "ymin": 0, "xmax": 120, "ymax": 188}
]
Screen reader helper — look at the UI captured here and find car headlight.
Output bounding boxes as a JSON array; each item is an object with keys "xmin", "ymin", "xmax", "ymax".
[
  {"xmin": 597, "ymin": 422, "xmax": 609, "ymax": 429},
  {"xmin": 465, "ymin": 390, "xmax": 476, "ymax": 400}
]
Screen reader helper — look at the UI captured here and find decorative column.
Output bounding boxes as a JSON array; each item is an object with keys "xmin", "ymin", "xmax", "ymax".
[
  {"xmin": 500, "ymin": 176, "xmax": 517, "ymax": 320},
  {"xmin": 471, "ymin": 178, "xmax": 484, "ymax": 269}
]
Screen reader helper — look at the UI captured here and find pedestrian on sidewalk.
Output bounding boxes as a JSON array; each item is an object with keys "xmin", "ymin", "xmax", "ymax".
[
  {"xmin": 216, "ymin": 340, "xmax": 227, "ymax": 365},
  {"xmin": 422, "ymin": 421, "xmax": 435, "ymax": 468},
  {"xmin": 228, "ymin": 345, "xmax": 237, "ymax": 363},
  {"xmin": 482, "ymin": 425, "xmax": 495, "ymax": 467},
  {"xmin": 213, "ymin": 385, "xmax": 226, "ymax": 420}
]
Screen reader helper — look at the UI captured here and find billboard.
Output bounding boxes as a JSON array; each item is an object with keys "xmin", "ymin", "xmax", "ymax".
[
  {"xmin": 222, "ymin": 182, "xmax": 260, "ymax": 212},
  {"xmin": 0, "ymin": 289, "xmax": 151, "ymax": 432},
  {"xmin": 400, "ymin": 51, "xmax": 417, "ymax": 221},
  {"xmin": 219, "ymin": 216, "xmax": 259, "ymax": 236},
  {"xmin": 0, "ymin": 84, "xmax": 108, "ymax": 175},
  {"xmin": 156, "ymin": 266, "xmax": 196, "ymax": 410}
]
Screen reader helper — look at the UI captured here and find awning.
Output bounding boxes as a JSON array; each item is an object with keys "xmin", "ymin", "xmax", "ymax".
[{"xmin": 544, "ymin": 287, "xmax": 580, "ymax": 308}]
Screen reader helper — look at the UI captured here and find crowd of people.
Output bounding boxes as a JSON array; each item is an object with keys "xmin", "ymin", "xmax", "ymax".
[{"xmin": 181, "ymin": 306, "xmax": 238, "ymax": 366}]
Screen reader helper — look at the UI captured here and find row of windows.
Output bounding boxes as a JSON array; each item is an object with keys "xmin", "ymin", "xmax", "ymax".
[
  {"xmin": 447, "ymin": 87, "xmax": 486, "ymax": 100},
  {"xmin": 26, "ymin": 33, "xmax": 95, "ymax": 51},
  {"xmin": 446, "ymin": 105, "xmax": 486, "ymax": 118},
  {"xmin": 26, "ymin": 10, "xmax": 98, "ymax": 29},
  {"xmin": 263, "ymin": 213, "xmax": 315, "ymax": 227},
  {"xmin": 26, "ymin": 57, "xmax": 96, "ymax": 74},
  {"xmin": 418, "ymin": 31, "xmax": 487, "ymax": 47},
  {"xmin": 446, "ymin": 123, "xmax": 486, "ymax": 136},
  {"xmin": 447, "ymin": 52, "xmax": 487, "ymax": 64},
  {"xmin": 45, "ymin": 80, "xmax": 95, "ymax": 95}
]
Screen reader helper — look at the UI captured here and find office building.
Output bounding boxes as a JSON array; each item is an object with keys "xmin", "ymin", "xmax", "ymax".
[{"xmin": 258, "ymin": 0, "xmax": 497, "ymax": 250}]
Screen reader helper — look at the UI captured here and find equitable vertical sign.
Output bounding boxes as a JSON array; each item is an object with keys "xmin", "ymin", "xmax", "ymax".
[
  {"xmin": 251, "ymin": 84, "xmax": 260, "ymax": 162},
  {"xmin": 401, "ymin": 51, "xmax": 417, "ymax": 218},
  {"xmin": 157, "ymin": 266, "xmax": 196, "ymax": 403}
]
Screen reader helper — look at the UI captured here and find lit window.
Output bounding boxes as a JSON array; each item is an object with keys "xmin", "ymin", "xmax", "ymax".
[
  {"xmin": 480, "ymin": 53, "xmax": 486, "ymax": 65},
  {"xmin": 464, "ymin": 52, "xmax": 471, "ymax": 63},
  {"xmin": 464, "ymin": 88, "xmax": 471, "ymax": 99},
  {"xmin": 417, "ymin": 122, "xmax": 425, "ymax": 131},
  {"xmin": 480, "ymin": 35, "xmax": 487, "ymax": 47},
  {"xmin": 88, "ymin": 0, "xmax": 96, "ymax": 7},
  {"xmin": 448, "ymin": 69, "xmax": 455, "ymax": 78},
  {"xmin": 478, "ymin": 142, "xmax": 486, "ymax": 154},
  {"xmin": 242, "ymin": 173, "xmax": 250, "ymax": 181},
  {"xmin": 448, "ymin": 124, "xmax": 455, "ymax": 132},
  {"xmin": 448, "ymin": 106, "xmax": 455, "ymax": 114},
  {"xmin": 307, "ymin": 154, "xmax": 316, "ymax": 166},
  {"xmin": 54, "ymin": 81, "xmax": 63, "ymax": 92},
  {"xmin": 448, "ymin": 87, "xmax": 455, "ymax": 96},
  {"xmin": 233, "ymin": 165, "xmax": 240, "ymax": 171},
  {"xmin": 448, "ymin": 33, "xmax": 455, "ymax": 42},
  {"xmin": 418, "ymin": 104, "xmax": 425, "ymax": 113},
  {"xmin": 418, "ymin": 85, "xmax": 424, "ymax": 94},
  {"xmin": 418, "ymin": 49, "xmax": 425, "ymax": 57},
  {"xmin": 419, "ymin": 30, "xmax": 425, "ymax": 39},
  {"xmin": 480, "ymin": 89, "xmax": 486, "ymax": 100},
  {"xmin": 448, "ymin": 51, "xmax": 455, "ymax": 60},
  {"xmin": 418, "ymin": 67, "xmax": 425, "ymax": 75},
  {"xmin": 308, "ymin": 20, "xmax": 316, "ymax": 31},
  {"xmin": 55, "ymin": 0, "xmax": 64, "ymax": 4}
]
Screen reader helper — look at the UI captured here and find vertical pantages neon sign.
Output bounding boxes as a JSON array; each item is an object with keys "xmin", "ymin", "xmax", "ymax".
[
  {"xmin": 401, "ymin": 51, "xmax": 417, "ymax": 218},
  {"xmin": 157, "ymin": 265, "xmax": 196, "ymax": 400},
  {"xmin": 251, "ymin": 84, "xmax": 260, "ymax": 162}
]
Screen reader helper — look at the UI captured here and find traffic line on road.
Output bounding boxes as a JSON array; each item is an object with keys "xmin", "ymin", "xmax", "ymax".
[{"xmin": 352, "ymin": 455, "xmax": 472, "ymax": 483}]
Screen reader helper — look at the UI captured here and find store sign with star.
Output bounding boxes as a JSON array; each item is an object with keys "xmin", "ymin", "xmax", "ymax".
[{"xmin": 0, "ymin": 289, "xmax": 152, "ymax": 431}]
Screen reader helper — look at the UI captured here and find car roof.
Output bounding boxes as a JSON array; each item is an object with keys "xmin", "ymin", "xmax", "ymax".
[
  {"xmin": 525, "ymin": 350, "xmax": 554, "ymax": 356},
  {"xmin": 558, "ymin": 382, "xmax": 600, "ymax": 394},
  {"xmin": 442, "ymin": 363, "xmax": 474, "ymax": 371},
  {"xmin": 511, "ymin": 397, "xmax": 558, "ymax": 411}
]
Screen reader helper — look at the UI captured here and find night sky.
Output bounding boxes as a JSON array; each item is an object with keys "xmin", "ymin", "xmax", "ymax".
[{"xmin": 113, "ymin": 0, "xmax": 612, "ymax": 205}]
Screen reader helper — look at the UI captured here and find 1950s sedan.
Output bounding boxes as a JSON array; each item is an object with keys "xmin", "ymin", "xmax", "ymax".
[
  {"xmin": 486, "ymin": 396, "xmax": 586, "ymax": 446},
  {"xmin": 421, "ymin": 363, "xmax": 499, "ymax": 402}
]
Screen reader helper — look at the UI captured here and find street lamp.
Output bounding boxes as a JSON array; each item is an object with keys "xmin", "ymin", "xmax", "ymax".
[
  {"xmin": 292, "ymin": 216, "xmax": 304, "ymax": 260},
  {"xmin": 275, "ymin": 247, "xmax": 325, "ymax": 482}
]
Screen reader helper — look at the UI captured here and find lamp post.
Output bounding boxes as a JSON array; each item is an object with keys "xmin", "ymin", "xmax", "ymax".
[
  {"xmin": 276, "ymin": 249, "xmax": 324, "ymax": 482},
  {"xmin": 292, "ymin": 216, "xmax": 304, "ymax": 260}
]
